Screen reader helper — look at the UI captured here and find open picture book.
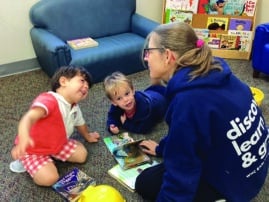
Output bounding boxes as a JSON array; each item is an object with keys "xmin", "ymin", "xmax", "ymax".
[
  {"xmin": 103, "ymin": 132, "xmax": 152, "ymax": 170},
  {"xmin": 108, "ymin": 160, "xmax": 159, "ymax": 192}
]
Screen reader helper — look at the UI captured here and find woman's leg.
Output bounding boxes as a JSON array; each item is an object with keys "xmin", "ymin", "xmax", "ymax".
[
  {"xmin": 193, "ymin": 178, "xmax": 226, "ymax": 202},
  {"xmin": 135, "ymin": 163, "xmax": 165, "ymax": 201}
]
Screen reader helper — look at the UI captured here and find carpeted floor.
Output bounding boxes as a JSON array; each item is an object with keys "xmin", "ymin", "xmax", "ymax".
[{"xmin": 0, "ymin": 59, "xmax": 268, "ymax": 201}]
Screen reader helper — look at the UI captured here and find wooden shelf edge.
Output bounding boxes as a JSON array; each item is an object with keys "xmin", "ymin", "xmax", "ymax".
[{"xmin": 211, "ymin": 49, "xmax": 251, "ymax": 60}]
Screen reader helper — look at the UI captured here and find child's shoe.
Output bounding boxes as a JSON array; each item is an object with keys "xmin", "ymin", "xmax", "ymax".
[{"xmin": 9, "ymin": 160, "xmax": 26, "ymax": 173}]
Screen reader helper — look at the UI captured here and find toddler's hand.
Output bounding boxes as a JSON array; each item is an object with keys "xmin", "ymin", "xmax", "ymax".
[
  {"xmin": 110, "ymin": 124, "xmax": 120, "ymax": 134},
  {"xmin": 86, "ymin": 132, "xmax": 100, "ymax": 143},
  {"xmin": 11, "ymin": 137, "xmax": 34, "ymax": 159}
]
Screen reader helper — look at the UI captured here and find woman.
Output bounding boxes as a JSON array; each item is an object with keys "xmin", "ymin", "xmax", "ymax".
[{"xmin": 135, "ymin": 22, "xmax": 269, "ymax": 202}]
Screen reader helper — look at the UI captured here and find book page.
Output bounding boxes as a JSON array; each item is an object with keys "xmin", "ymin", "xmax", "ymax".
[{"xmin": 108, "ymin": 161, "xmax": 159, "ymax": 192}]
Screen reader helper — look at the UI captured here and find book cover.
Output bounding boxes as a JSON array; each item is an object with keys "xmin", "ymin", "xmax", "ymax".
[
  {"xmin": 228, "ymin": 18, "xmax": 252, "ymax": 31},
  {"xmin": 52, "ymin": 168, "xmax": 96, "ymax": 202},
  {"xmin": 242, "ymin": 0, "xmax": 257, "ymax": 16},
  {"xmin": 207, "ymin": 37, "xmax": 221, "ymax": 49},
  {"xmin": 223, "ymin": 0, "xmax": 246, "ymax": 15},
  {"xmin": 207, "ymin": 16, "xmax": 229, "ymax": 31},
  {"xmin": 165, "ymin": 9, "xmax": 193, "ymax": 24},
  {"xmin": 209, "ymin": 32, "xmax": 222, "ymax": 39},
  {"xmin": 228, "ymin": 30, "xmax": 253, "ymax": 51},
  {"xmin": 165, "ymin": 0, "xmax": 199, "ymax": 13},
  {"xmin": 103, "ymin": 133, "xmax": 151, "ymax": 170},
  {"xmin": 207, "ymin": 0, "xmax": 227, "ymax": 15},
  {"xmin": 67, "ymin": 37, "xmax": 98, "ymax": 50},
  {"xmin": 197, "ymin": 0, "xmax": 210, "ymax": 13},
  {"xmin": 194, "ymin": 28, "xmax": 210, "ymax": 42},
  {"xmin": 219, "ymin": 34, "xmax": 241, "ymax": 50},
  {"xmin": 207, "ymin": 0, "xmax": 245, "ymax": 15},
  {"xmin": 108, "ymin": 160, "xmax": 159, "ymax": 192}
]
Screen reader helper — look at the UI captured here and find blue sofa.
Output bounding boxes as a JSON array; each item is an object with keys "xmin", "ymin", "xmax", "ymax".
[{"xmin": 29, "ymin": 0, "xmax": 159, "ymax": 83}]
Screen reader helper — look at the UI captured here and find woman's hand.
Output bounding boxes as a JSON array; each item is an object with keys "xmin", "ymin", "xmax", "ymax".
[{"xmin": 139, "ymin": 139, "xmax": 159, "ymax": 156}]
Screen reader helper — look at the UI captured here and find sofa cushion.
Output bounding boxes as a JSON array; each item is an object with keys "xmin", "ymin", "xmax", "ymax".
[{"xmin": 30, "ymin": 0, "xmax": 135, "ymax": 41}]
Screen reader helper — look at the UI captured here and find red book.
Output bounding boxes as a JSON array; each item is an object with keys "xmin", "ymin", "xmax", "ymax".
[{"xmin": 197, "ymin": 0, "xmax": 209, "ymax": 14}]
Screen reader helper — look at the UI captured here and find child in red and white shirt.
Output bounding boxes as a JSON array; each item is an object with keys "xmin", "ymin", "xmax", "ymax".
[{"xmin": 9, "ymin": 66, "xmax": 100, "ymax": 186}]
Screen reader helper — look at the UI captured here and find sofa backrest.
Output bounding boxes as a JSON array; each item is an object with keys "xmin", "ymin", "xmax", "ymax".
[{"xmin": 30, "ymin": 0, "xmax": 136, "ymax": 41}]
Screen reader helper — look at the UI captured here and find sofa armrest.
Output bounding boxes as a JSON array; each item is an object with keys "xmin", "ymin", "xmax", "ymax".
[
  {"xmin": 252, "ymin": 23, "xmax": 269, "ymax": 67},
  {"xmin": 30, "ymin": 28, "xmax": 71, "ymax": 76},
  {"xmin": 131, "ymin": 13, "xmax": 159, "ymax": 38}
]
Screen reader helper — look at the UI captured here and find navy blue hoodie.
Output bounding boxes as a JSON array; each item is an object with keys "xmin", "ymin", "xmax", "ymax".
[
  {"xmin": 156, "ymin": 58, "xmax": 269, "ymax": 202},
  {"xmin": 106, "ymin": 85, "xmax": 167, "ymax": 134}
]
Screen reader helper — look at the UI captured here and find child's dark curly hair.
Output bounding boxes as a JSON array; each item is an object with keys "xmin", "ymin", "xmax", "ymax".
[{"xmin": 51, "ymin": 65, "xmax": 93, "ymax": 92}]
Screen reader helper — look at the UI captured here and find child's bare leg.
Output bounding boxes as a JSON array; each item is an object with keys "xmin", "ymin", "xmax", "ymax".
[
  {"xmin": 33, "ymin": 162, "xmax": 59, "ymax": 186},
  {"xmin": 67, "ymin": 141, "xmax": 87, "ymax": 163}
]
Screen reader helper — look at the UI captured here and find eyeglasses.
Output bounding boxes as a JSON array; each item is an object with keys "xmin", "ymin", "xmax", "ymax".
[{"xmin": 143, "ymin": 48, "xmax": 165, "ymax": 58}]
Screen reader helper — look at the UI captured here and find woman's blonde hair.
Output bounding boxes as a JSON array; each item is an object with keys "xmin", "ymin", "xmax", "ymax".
[
  {"xmin": 147, "ymin": 22, "xmax": 222, "ymax": 80},
  {"xmin": 103, "ymin": 71, "xmax": 134, "ymax": 100}
]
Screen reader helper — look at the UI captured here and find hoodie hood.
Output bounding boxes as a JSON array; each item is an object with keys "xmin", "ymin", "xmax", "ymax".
[{"xmin": 166, "ymin": 57, "xmax": 231, "ymax": 100}]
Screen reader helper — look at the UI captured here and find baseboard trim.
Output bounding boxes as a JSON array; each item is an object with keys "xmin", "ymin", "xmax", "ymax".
[{"xmin": 0, "ymin": 58, "xmax": 40, "ymax": 78}]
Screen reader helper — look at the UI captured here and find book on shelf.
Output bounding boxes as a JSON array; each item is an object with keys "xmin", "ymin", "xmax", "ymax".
[
  {"xmin": 207, "ymin": 37, "xmax": 221, "ymax": 49},
  {"xmin": 228, "ymin": 18, "xmax": 252, "ymax": 31},
  {"xmin": 209, "ymin": 32, "xmax": 222, "ymax": 39},
  {"xmin": 197, "ymin": 0, "xmax": 210, "ymax": 14},
  {"xmin": 206, "ymin": 0, "xmax": 245, "ymax": 15},
  {"xmin": 222, "ymin": 0, "xmax": 246, "ymax": 16},
  {"xmin": 165, "ymin": 0, "xmax": 199, "ymax": 13},
  {"xmin": 228, "ymin": 30, "xmax": 253, "ymax": 52},
  {"xmin": 103, "ymin": 132, "xmax": 151, "ymax": 170},
  {"xmin": 67, "ymin": 37, "xmax": 98, "ymax": 50},
  {"xmin": 207, "ymin": 16, "xmax": 229, "ymax": 31},
  {"xmin": 219, "ymin": 34, "xmax": 241, "ymax": 50},
  {"xmin": 165, "ymin": 9, "xmax": 193, "ymax": 24},
  {"xmin": 52, "ymin": 168, "xmax": 96, "ymax": 202},
  {"xmin": 194, "ymin": 28, "xmax": 210, "ymax": 43},
  {"xmin": 242, "ymin": 0, "xmax": 257, "ymax": 16},
  {"xmin": 108, "ymin": 160, "xmax": 159, "ymax": 192}
]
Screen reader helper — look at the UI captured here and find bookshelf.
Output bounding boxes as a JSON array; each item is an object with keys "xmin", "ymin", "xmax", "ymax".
[{"xmin": 162, "ymin": 0, "xmax": 258, "ymax": 60}]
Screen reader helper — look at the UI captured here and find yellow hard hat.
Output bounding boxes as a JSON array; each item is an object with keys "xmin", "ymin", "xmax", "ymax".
[{"xmin": 78, "ymin": 184, "xmax": 126, "ymax": 202}]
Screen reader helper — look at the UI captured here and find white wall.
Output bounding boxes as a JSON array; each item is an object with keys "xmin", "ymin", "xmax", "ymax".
[
  {"xmin": 0, "ymin": 0, "xmax": 39, "ymax": 65},
  {"xmin": 136, "ymin": 0, "xmax": 164, "ymax": 23},
  {"xmin": 0, "ymin": 0, "xmax": 268, "ymax": 66}
]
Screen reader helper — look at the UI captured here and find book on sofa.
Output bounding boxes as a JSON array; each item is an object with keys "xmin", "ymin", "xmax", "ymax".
[
  {"xmin": 67, "ymin": 37, "xmax": 98, "ymax": 50},
  {"xmin": 108, "ymin": 160, "xmax": 159, "ymax": 192},
  {"xmin": 103, "ymin": 132, "xmax": 152, "ymax": 170},
  {"xmin": 52, "ymin": 168, "xmax": 96, "ymax": 202}
]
